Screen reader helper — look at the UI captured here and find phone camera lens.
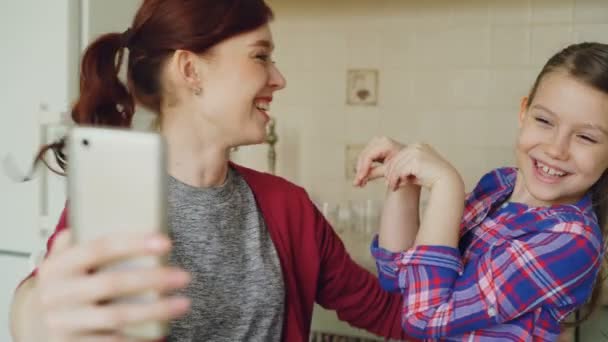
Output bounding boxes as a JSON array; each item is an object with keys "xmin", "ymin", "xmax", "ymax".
[{"xmin": 82, "ymin": 139, "xmax": 89, "ymax": 147}]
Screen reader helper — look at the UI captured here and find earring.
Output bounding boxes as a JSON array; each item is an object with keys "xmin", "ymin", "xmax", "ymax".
[{"xmin": 193, "ymin": 86, "xmax": 202, "ymax": 96}]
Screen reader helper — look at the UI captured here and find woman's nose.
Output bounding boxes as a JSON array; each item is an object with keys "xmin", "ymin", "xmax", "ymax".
[{"xmin": 269, "ymin": 64, "xmax": 286, "ymax": 91}]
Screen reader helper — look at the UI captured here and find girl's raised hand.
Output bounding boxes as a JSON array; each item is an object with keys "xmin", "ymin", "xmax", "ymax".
[
  {"xmin": 384, "ymin": 143, "xmax": 461, "ymax": 191},
  {"xmin": 354, "ymin": 137, "xmax": 404, "ymax": 187}
]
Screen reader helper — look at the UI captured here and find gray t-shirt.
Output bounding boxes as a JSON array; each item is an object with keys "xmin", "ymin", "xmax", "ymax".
[{"xmin": 166, "ymin": 167, "xmax": 285, "ymax": 342}]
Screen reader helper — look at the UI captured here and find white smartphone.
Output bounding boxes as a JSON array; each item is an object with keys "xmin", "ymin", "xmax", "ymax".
[{"xmin": 67, "ymin": 126, "xmax": 169, "ymax": 340}]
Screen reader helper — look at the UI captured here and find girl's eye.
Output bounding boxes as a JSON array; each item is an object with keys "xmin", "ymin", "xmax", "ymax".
[{"xmin": 578, "ymin": 135, "xmax": 598, "ymax": 143}]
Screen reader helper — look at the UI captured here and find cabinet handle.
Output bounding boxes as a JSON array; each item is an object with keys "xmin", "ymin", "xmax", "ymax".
[{"xmin": 0, "ymin": 249, "xmax": 30, "ymax": 258}]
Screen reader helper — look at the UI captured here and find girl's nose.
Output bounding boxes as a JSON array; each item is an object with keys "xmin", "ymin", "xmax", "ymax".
[{"xmin": 545, "ymin": 134, "xmax": 570, "ymax": 160}]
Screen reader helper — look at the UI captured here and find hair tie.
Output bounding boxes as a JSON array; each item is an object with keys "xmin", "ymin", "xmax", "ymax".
[{"xmin": 120, "ymin": 27, "xmax": 134, "ymax": 48}]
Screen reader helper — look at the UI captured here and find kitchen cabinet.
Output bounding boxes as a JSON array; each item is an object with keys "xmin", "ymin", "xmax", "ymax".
[
  {"xmin": 1, "ymin": 1, "xmax": 78, "ymax": 340},
  {"xmin": 0, "ymin": 254, "xmax": 31, "ymax": 342}
]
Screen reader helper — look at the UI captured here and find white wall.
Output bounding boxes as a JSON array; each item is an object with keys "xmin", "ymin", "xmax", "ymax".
[
  {"xmin": 255, "ymin": 0, "xmax": 608, "ymax": 338},
  {"xmin": 247, "ymin": 0, "xmax": 608, "ymax": 208}
]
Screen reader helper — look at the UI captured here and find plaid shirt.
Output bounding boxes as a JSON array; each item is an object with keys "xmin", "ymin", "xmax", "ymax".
[{"xmin": 372, "ymin": 167, "xmax": 604, "ymax": 341}]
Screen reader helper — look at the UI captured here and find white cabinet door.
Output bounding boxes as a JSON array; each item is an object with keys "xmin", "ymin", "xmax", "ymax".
[
  {"xmin": 0, "ymin": 253, "xmax": 32, "ymax": 342},
  {"xmin": 0, "ymin": 1, "xmax": 77, "ymax": 253}
]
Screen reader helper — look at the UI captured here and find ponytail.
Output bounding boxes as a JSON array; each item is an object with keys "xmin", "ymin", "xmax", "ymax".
[
  {"xmin": 72, "ymin": 32, "xmax": 135, "ymax": 127},
  {"xmin": 28, "ymin": 32, "xmax": 135, "ymax": 177}
]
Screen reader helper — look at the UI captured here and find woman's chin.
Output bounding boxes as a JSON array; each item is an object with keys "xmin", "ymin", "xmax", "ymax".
[{"xmin": 237, "ymin": 131, "xmax": 267, "ymax": 146}]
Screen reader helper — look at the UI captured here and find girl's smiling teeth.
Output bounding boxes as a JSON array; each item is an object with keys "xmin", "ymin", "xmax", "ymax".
[{"xmin": 534, "ymin": 159, "xmax": 568, "ymax": 177}]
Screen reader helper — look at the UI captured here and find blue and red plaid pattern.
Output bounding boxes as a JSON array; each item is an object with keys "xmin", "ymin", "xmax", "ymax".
[{"xmin": 372, "ymin": 167, "xmax": 604, "ymax": 341}]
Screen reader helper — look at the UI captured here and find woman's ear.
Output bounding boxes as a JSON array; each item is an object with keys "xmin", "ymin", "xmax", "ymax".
[
  {"xmin": 518, "ymin": 96, "xmax": 529, "ymax": 128},
  {"xmin": 171, "ymin": 49, "xmax": 204, "ymax": 94}
]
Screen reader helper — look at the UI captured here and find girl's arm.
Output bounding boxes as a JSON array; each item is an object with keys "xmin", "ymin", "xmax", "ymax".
[
  {"xmin": 372, "ymin": 225, "xmax": 602, "ymax": 339},
  {"xmin": 359, "ymin": 140, "xmax": 465, "ymax": 251},
  {"xmin": 354, "ymin": 137, "xmax": 421, "ymax": 252},
  {"xmin": 414, "ymin": 173, "xmax": 464, "ymax": 248},
  {"xmin": 378, "ymin": 185, "xmax": 421, "ymax": 252}
]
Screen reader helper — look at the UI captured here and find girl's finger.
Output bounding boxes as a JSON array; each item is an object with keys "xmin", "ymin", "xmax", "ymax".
[
  {"xmin": 363, "ymin": 164, "xmax": 386, "ymax": 186},
  {"xmin": 355, "ymin": 143, "xmax": 387, "ymax": 186}
]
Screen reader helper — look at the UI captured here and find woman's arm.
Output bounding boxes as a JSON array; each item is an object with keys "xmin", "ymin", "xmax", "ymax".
[
  {"xmin": 10, "ymin": 277, "xmax": 41, "ymax": 341},
  {"xmin": 312, "ymin": 202, "xmax": 409, "ymax": 341}
]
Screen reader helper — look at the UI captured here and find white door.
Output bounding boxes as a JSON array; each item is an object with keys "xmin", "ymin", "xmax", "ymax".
[
  {"xmin": 0, "ymin": 1, "xmax": 77, "ymax": 252},
  {"xmin": 0, "ymin": 254, "xmax": 31, "ymax": 342},
  {"xmin": 0, "ymin": 1, "xmax": 78, "ymax": 340}
]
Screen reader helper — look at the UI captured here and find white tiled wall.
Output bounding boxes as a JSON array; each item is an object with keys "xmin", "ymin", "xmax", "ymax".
[{"xmin": 233, "ymin": 0, "xmax": 608, "ymax": 206}]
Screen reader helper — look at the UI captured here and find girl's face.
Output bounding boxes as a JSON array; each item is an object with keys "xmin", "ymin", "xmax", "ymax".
[
  {"xmin": 185, "ymin": 24, "xmax": 286, "ymax": 148},
  {"xmin": 514, "ymin": 71, "xmax": 608, "ymax": 207}
]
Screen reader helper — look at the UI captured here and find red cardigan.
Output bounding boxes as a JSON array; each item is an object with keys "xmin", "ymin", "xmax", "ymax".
[{"xmin": 26, "ymin": 164, "xmax": 408, "ymax": 341}]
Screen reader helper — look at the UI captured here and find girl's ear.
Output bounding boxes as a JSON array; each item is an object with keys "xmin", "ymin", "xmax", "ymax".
[{"xmin": 518, "ymin": 96, "xmax": 529, "ymax": 128}]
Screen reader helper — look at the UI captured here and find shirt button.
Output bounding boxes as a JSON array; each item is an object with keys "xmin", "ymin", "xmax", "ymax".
[{"xmin": 488, "ymin": 306, "xmax": 497, "ymax": 317}]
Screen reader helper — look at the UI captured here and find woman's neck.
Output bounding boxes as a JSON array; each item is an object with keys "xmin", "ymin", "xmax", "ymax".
[{"xmin": 160, "ymin": 111, "xmax": 230, "ymax": 188}]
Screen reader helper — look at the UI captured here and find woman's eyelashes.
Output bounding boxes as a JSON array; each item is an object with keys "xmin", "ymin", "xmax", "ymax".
[{"xmin": 253, "ymin": 51, "xmax": 275, "ymax": 64}]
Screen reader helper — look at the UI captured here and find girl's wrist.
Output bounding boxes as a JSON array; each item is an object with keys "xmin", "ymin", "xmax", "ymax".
[
  {"xmin": 433, "ymin": 170, "xmax": 465, "ymax": 196},
  {"xmin": 385, "ymin": 184, "xmax": 421, "ymax": 210}
]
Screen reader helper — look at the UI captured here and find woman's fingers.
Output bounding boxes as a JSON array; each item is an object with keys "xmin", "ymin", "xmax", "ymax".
[
  {"xmin": 63, "ymin": 334, "xmax": 129, "ymax": 342},
  {"xmin": 41, "ymin": 267, "xmax": 190, "ymax": 307},
  {"xmin": 35, "ymin": 231, "xmax": 189, "ymax": 341},
  {"xmin": 41, "ymin": 233, "xmax": 171, "ymax": 279},
  {"xmin": 48, "ymin": 297, "xmax": 190, "ymax": 335}
]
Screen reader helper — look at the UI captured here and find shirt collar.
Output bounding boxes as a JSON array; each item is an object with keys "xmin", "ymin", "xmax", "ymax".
[{"xmin": 463, "ymin": 167, "xmax": 595, "ymax": 230}]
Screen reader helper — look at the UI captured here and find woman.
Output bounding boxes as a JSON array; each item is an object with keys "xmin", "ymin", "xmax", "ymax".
[{"xmin": 10, "ymin": 0, "xmax": 407, "ymax": 341}]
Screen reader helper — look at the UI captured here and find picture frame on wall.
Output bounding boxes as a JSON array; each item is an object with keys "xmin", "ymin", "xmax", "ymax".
[{"xmin": 346, "ymin": 69, "xmax": 378, "ymax": 106}]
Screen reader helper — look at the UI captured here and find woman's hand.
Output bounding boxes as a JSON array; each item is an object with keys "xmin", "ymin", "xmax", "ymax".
[{"xmin": 32, "ymin": 230, "xmax": 191, "ymax": 342}]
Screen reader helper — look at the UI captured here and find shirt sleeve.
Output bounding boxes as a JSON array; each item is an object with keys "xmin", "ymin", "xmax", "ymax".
[{"xmin": 370, "ymin": 223, "xmax": 602, "ymax": 339}]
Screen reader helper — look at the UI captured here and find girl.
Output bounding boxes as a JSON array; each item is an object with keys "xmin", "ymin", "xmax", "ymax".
[
  {"xmin": 10, "ymin": 1, "xmax": 409, "ymax": 341},
  {"xmin": 355, "ymin": 42, "xmax": 607, "ymax": 341}
]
